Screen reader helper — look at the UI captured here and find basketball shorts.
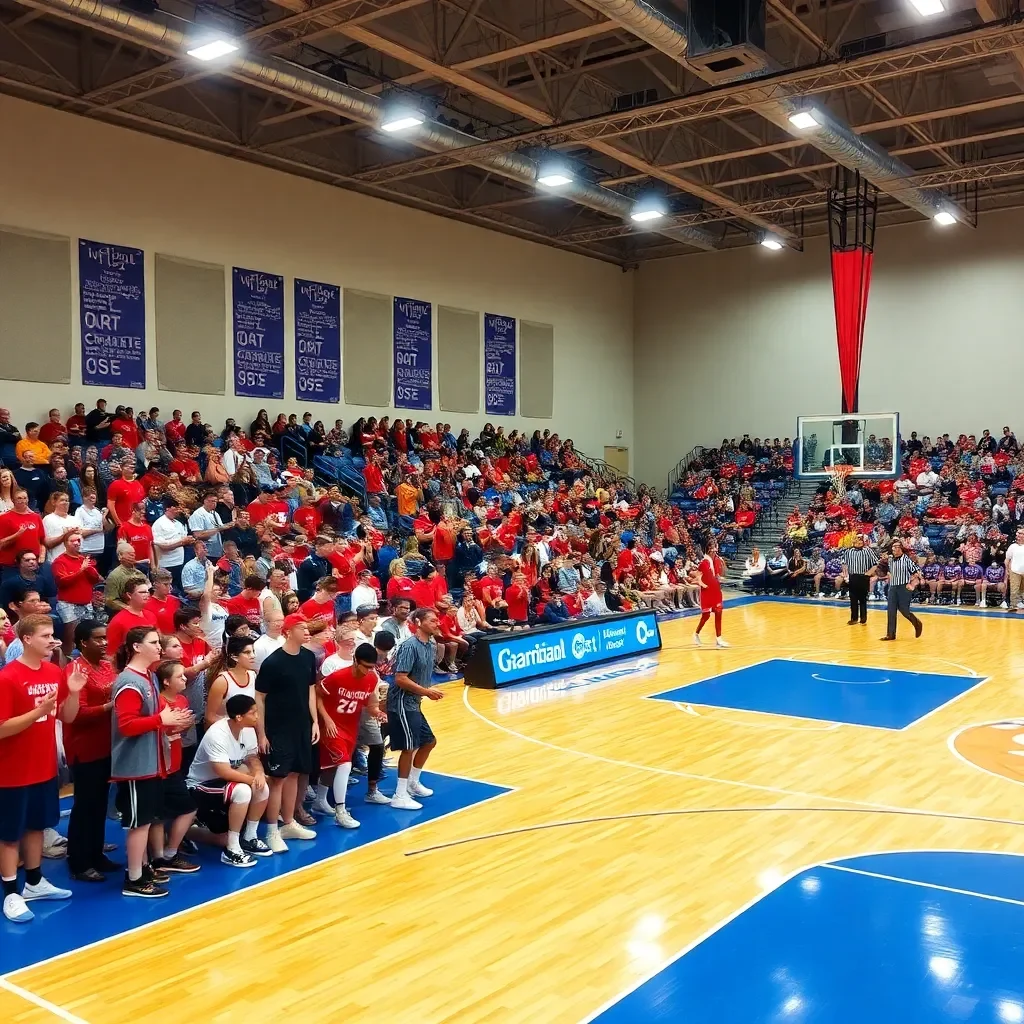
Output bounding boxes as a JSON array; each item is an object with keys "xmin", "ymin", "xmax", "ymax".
[
  {"xmin": 189, "ymin": 778, "xmax": 269, "ymax": 834},
  {"xmin": 260, "ymin": 725, "xmax": 315, "ymax": 778},
  {"xmin": 161, "ymin": 768, "xmax": 197, "ymax": 819},
  {"xmin": 0, "ymin": 777, "xmax": 60, "ymax": 842},
  {"xmin": 116, "ymin": 777, "xmax": 166, "ymax": 829},
  {"xmin": 388, "ymin": 702, "xmax": 435, "ymax": 751},
  {"xmin": 319, "ymin": 728, "xmax": 359, "ymax": 769}
]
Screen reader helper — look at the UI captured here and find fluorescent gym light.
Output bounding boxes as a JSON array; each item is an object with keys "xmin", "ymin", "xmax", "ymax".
[
  {"xmin": 537, "ymin": 172, "xmax": 573, "ymax": 188},
  {"xmin": 788, "ymin": 110, "xmax": 821, "ymax": 130},
  {"xmin": 380, "ymin": 113, "xmax": 424, "ymax": 133},
  {"xmin": 761, "ymin": 237, "xmax": 783, "ymax": 250},
  {"xmin": 630, "ymin": 196, "xmax": 667, "ymax": 223},
  {"xmin": 186, "ymin": 38, "xmax": 239, "ymax": 61},
  {"xmin": 909, "ymin": 0, "xmax": 944, "ymax": 14},
  {"xmin": 934, "ymin": 210, "xmax": 957, "ymax": 226}
]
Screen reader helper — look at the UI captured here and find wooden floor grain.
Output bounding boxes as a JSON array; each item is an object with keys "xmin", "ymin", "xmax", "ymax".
[{"xmin": 7, "ymin": 600, "xmax": 1023, "ymax": 1024}]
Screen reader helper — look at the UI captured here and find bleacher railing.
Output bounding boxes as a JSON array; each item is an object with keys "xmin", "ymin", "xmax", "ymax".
[{"xmin": 667, "ymin": 445, "xmax": 706, "ymax": 495}]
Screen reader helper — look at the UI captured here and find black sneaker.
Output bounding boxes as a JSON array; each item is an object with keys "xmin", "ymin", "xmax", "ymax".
[
  {"xmin": 96, "ymin": 856, "xmax": 122, "ymax": 873},
  {"xmin": 123, "ymin": 873, "xmax": 169, "ymax": 899},
  {"xmin": 220, "ymin": 848, "xmax": 257, "ymax": 868},
  {"xmin": 179, "ymin": 838, "xmax": 200, "ymax": 855},
  {"xmin": 152, "ymin": 854, "xmax": 200, "ymax": 874},
  {"xmin": 142, "ymin": 863, "xmax": 170, "ymax": 885},
  {"xmin": 240, "ymin": 836, "xmax": 273, "ymax": 858}
]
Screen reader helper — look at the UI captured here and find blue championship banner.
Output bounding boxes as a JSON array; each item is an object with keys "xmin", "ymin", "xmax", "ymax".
[
  {"xmin": 464, "ymin": 610, "xmax": 662, "ymax": 688},
  {"xmin": 294, "ymin": 278, "xmax": 340, "ymax": 403},
  {"xmin": 233, "ymin": 267, "xmax": 284, "ymax": 399},
  {"xmin": 393, "ymin": 296, "xmax": 432, "ymax": 410},
  {"xmin": 78, "ymin": 239, "xmax": 146, "ymax": 389},
  {"xmin": 484, "ymin": 312, "xmax": 516, "ymax": 416}
]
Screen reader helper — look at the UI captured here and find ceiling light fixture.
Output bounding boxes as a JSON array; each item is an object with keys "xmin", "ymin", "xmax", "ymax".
[
  {"xmin": 186, "ymin": 38, "xmax": 239, "ymax": 61},
  {"xmin": 536, "ymin": 156, "xmax": 574, "ymax": 189},
  {"xmin": 909, "ymin": 0, "xmax": 944, "ymax": 15},
  {"xmin": 761, "ymin": 236, "xmax": 784, "ymax": 251},
  {"xmin": 630, "ymin": 196, "xmax": 667, "ymax": 223},
  {"xmin": 788, "ymin": 110, "xmax": 821, "ymax": 131},
  {"xmin": 380, "ymin": 112, "xmax": 425, "ymax": 133},
  {"xmin": 933, "ymin": 210, "xmax": 957, "ymax": 226}
]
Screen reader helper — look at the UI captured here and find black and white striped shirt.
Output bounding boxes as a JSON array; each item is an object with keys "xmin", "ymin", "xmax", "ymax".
[
  {"xmin": 842, "ymin": 547, "xmax": 878, "ymax": 576},
  {"xmin": 888, "ymin": 554, "xmax": 921, "ymax": 587}
]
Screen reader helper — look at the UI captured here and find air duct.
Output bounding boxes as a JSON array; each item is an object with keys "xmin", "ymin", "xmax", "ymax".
[
  {"xmin": 575, "ymin": 0, "xmax": 970, "ymax": 224},
  {"xmin": 10, "ymin": 0, "xmax": 721, "ymax": 251}
]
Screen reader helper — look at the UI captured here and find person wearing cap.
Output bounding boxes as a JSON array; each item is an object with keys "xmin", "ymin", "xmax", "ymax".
[
  {"xmin": 840, "ymin": 534, "xmax": 878, "ymax": 625},
  {"xmin": 254, "ymin": 613, "xmax": 318, "ymax": 853},
  {"xmin": 151, "ymin": 497, "xmax": 195, "ymax": 594}
]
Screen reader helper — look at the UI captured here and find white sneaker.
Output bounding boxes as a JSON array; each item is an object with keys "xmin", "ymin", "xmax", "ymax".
[
  {"xmin": 716, "ymin": 637, "xmax": 730, "ymax": 648},
  {"xmin": 389, "ymin": 793, "xmax": 423, "ymax": 811},
  {"xmin": 1001, "ymin": 601, "xmax": 1009, "ymax": 609},
  {"xmin": 22, "ymin": 877, "xmax": 72, "ymax": 902},
  {"xmin": 3, "ymin": 893, "xmax": 33, "ymax": 923},
  {"xmin": 693, "ymin": 632, "xmax": 702, "ymax": 646},
  {"xmin": 365, "ymin": 789, "xmax": 391, "ymax": 804},
  {"xmin": 311, "ymin": 799, "xmax": 334, "ymax": 816},
  {"xmin": 279, "ymin": 821, "xmax": 317, "ymax": 841},
  {"xmin": 409, "ymin": 780, "xmax": 433, "ymax": 798},
  {"xmin": 334, "ymin": 807, "xmax": 360, "ymax": 829},
  {"xmin": 266, "ymin": 831, "xmax": 289, "ymax": 854},
  {"xmin": 42, "ymin": 828, "xmax": 67, "ymax": 859},
  {"xmin": 956, "ymin": 598, "xmax": 962, "ymax": 606}
]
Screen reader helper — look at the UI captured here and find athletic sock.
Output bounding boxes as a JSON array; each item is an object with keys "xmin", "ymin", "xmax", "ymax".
[
  {"xmin": 266, "ymin": 823, "xmax": 280, "ymax": 838},
  {"xmin": 409, "ymin": 766, "xmax": 422, "ymax": 787},
  {"xmin": 395, "ymin": 778, "xmax": 409, "ymax": 799},
  {"xmin": 333, "ymin": 763, "xmax": 352, "ymax": 809},
  {"xmin": 128, "ymin": 867, "xmax": 143, "ymax": 882},
  {"xmin": 163, "ymin": 847, "xmax": 177, "ymax": 860},
  {"xmin": 227, "ymin": 831, "xmax": 242, "ymax": 855},
  {"xmin": 243, "ymin": 820, "xmax": 259, "ymax": 841},
  {"xmin": 316, "ymin": 784, "xmax": 330, "ymax": 805},
  {"xmin": 24, "ymin": 866, "xmax": 42, "ymax": 887},
  {"xmin": 2, "ymin": 876, "xmax": 17, "ymax": 897}
]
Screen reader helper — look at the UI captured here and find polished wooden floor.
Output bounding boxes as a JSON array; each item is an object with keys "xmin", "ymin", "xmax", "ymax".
[{"xmin": 3, "ymin": 598, "xmax": 1023, "ymax": 1023}]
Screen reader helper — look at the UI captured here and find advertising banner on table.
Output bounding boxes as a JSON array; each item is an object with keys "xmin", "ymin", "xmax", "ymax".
[
  {"xmin": 393, "ymin": 296, "xmax": 432, "ymax": 410},
  {"xmin": 233, "ymin": 267, "xmax": 284, "ymax": 399},
  {"xmin": 294, "ymin": 278, "xmax": 340, "ymax": 404},
  {"xmin": 78, "ymin": 239, "xmax": 146, "ymax": 389},
  {"xmin": 484, "ymin": 312, "xmax": 516, "ymax": 416}
]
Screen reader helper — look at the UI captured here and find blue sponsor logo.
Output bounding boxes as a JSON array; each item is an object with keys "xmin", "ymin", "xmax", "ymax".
[{"xmin": 489, "ymin": 612, "xmax": 661, "ymax": 685}]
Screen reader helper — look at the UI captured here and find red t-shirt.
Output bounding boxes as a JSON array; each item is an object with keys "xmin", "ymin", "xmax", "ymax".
[
  {"xmin": 66, "ymin": 414, "xmax": 87, "ymax": 438},
  {"xmin": 169, "ymin": 457, "xmax": 200, "ymax": 480},
  {"xmin": 247, "ymin": 498, "xmax": 290, "ymax": 531},
  {"xmin": 505, "ymin": 584, "xmax": 529, "ymax": 623},
  {"xmin": 363, "ymin": 463, "xmax": 385, "ymax": 494},
  {"xmin": 38, "ymin": 421, "xmax": 66, "ymax": 445},
  {"xmin": 52, "ymin": 552, "xmax": 100, "ymax": 605},
  {"xmin": 62, "ymin": 657, "xmax": 114, "ymax": 764},
  {"xmin": 146, "ymin": 593, "xmax": 181, "ymax": 635},
  {"xmin": 225, "ymin": 594, "xmax": 262, "ymax": 629},
  {"xmin": 386, "ymin": 576, "xmax": 414, "ymax": 602},
  {"xmin": 479, "ymin": 577, "xmax": 504, "ymax": 605},
  {"xmin": 178, "ymin": 634, "xmax": 209, "ymax": 668},
  {"xmin": 107, "ymin": 479, "xmax": 145, "ymax": 525},
  {"xmin": 0, "ymin": 659, "xmax": 62, "ymax": 787},
  {"xmin": 300, "ymin": 597, "xmax": 337, "ymax": 628},
  {"xmin": 118, "ymin": 520, "xmax": 153, "ymax": 562},
  {"xmin": 328, "ymin": 550, "xmax": 358, "ymax": 593},
  {"xmin": 410, "ymin": 579, "xmax": 436, "ymax": 611},
  {"xmin": 438, "ymin": 609, "xmax": 462, "ymax": 640},
  {"xmin": 433, "ymin": 523, "xmax": 455, "ymax": 562},
  {"xmin": 106, "ymin": 607, "xmax": 159, "ymax": 658},
  {"xmin": 161, "ymin": 693, "xmax": 190, "ymax": 773},
  {"xmin": 0, "ymin": 510, "xmax": 44, "ymax": 567},
  {"xmin": 292, "ymin": 505, "xmax": 322, "ymax": 538},
  {"xmin": 111, "ymin": 418, "xmax": 140, "ymax": 450},
  {"xmin": 165, "ymin": 419, "xmax": 186, "ymax": 446}
]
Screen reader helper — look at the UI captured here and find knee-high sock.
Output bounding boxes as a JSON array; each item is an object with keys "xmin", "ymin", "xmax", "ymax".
[
  {"xmin": 713, "ymin": 608, "xmax": 722, "ymax": 636},
  {"xmin": 332, "ymin": 762, "xmax": 352, "ymax": 809},
  {"xmin": 368, "ymin": 744, "xmax": 384, "ymax": 784},
  {"xmin": 696, "ymin": 611, "xmax": 710, "ymax": 634}
]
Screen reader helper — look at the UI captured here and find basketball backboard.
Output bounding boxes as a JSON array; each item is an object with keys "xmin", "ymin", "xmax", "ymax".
[{"xmin": 795, "ymin": 412, "xmax": 900, "ymax": 479}]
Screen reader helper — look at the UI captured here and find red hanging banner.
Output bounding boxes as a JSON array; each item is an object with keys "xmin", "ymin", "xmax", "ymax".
[{"xmin": 830, "ymin": 248, "xmax": 873, "ymax": 415}]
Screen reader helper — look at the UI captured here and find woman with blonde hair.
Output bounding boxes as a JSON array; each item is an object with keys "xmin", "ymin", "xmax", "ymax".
[
  {"xmin": 203, "ymin": 449, "xmax": 230, "ymax": 486},
  {"xmin": 385, "ymin": 558, "xmax": 414, "ymax": 602},
  {"xmin": 0, "ymin": 466, "xmax": 15, "ymax": 513}
]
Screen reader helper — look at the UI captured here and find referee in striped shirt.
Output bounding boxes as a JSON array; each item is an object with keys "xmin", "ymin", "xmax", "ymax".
[
  {"xmin": 881, "ymin": 539, "xmax": 924, "ymax": 641},
  {"xmin": 841, "ymin": 535, "xmax": 877, "ymax": 625}
]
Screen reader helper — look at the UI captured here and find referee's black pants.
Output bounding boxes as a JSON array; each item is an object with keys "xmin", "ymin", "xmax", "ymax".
[
  {"xmin": 886, "ymin": 584, "xmax": 921, "ymax": 638},
  {"xmin": 848, "ymin": 574, "xmax": 869, "ymax": 623}
]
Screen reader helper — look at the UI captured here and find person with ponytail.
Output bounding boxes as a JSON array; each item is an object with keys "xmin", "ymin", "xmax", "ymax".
[
  {"xmin": 204, "ymin": 636, "xmax": 257, "ymax": 727},
  {"xmin": 111, "ymin": 626, "xmax": 193, "ymax": 899}
]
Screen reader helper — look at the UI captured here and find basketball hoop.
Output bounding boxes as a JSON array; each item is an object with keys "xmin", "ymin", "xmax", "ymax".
[{"xmin": 827, "ymin": 463, "xmax": 853, "ymax": 496}]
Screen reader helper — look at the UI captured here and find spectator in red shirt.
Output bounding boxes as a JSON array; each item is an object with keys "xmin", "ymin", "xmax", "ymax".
[
  {"xmin": 504, "ymin": 571, "xmax": 530, "ymax": 626},
  {"xmin": 0, "ymin": 614, "xmax": 84, "ymax": 921},
  {"xmin": 63, "ymin": 618, "xmax": 118, "ymax": 882},
  {"xmin": 37, "ymin": 409, "xmax": 66, "ymax": 447},
  {"xmin": 111, "ymin": 410, "xmax": 140, "ymax": 451},
  {"xmin": 107, "ymin": 462, "xmax": 146, "ymax": 528},
  {"xmin": 300, "ymin": 576, "xmax": 338, "ymax": 630},
  {"xmin": 145, "ymin": 569, "xmax": 181, "ymax": 635},
  {"xmin": 362, "ymin": 454, "xmax": 386, "ymax": 496},
  {"xmin": 291, "ymin": 493, "xmax": 322, "ymax": 541},
  {"xmin": 117, "ymin": 502, "xmax": 154, "ymax": 569},
  {"xmin": 224, "ymin": 575, "xmax": 265, "ymax": 631},
  {"xmin": 66, "ymin": 403, "xmax": 87, "ymax": 442},
  {"xmin": 385, "ymin": 559, "xmax": 415, "ymax": 603},
  {"xmin": 164, "ymin": 410, "xmax": 186, "ymax": 448},
  {"xmin": 0, "ymin": 488, "xmax": 45, "ymax": 571},
  {"xmin": 434, "ymin": 594, "xmax": 467, "ymax": 672},
  {"xmin": 247, "ymin": 488, "xmax": 290, "ymax": 532},
  {"xmin": 52, "ymin": 533, "xmax": 101, "ymax": 653},
  {"xmin": 106, "ymin": 577, "xmax": 159, "ymax": 658}
]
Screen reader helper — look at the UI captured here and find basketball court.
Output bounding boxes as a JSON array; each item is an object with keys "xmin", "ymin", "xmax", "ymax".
[{"xmin": 2, "ymin": 593, "xmax": 1022, "ymax": 1023}]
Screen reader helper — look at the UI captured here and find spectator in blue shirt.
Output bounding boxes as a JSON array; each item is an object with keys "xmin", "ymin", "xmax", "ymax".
[{"xmin": 180, "ymin": 540, "xmax": 210, "ymax": 600}]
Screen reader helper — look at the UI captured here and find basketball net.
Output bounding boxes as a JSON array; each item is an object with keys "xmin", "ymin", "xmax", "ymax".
[{"xmin": 827, "ymin": 463, "xmax": 853, "ymax": 497}]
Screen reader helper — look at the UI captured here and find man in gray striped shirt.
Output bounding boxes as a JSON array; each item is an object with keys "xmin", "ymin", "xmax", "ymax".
[
  {"xmin": 881, "ymin": 540, "xmax": 924, "ymax": 642},
  {"xmin": 841, "ymin": 536, "xmax": 878, "ymax": 626}
]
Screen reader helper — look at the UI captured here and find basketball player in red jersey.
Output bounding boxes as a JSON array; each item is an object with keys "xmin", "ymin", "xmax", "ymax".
[
  {"xmin": 313, "ymin": 643, "xmax": 384, "ymax": 829},
  {"xmin": 692, "ymin": 541, "xmax": 730, "ymax": 648}
]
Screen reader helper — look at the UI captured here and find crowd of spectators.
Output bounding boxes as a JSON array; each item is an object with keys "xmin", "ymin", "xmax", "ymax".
[{"xmin": 737, "ymin": 426, "xmax": 1024, "ymax": 608}]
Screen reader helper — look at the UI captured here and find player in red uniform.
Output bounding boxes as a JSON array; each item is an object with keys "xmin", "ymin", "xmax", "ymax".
[
  {"xmin": 692, "ymin": 541, "xmax": 729, "ymax": 648},
  {"xmin": 313, "ymin": 643, "xmax": 383, "ymax": 829}
]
